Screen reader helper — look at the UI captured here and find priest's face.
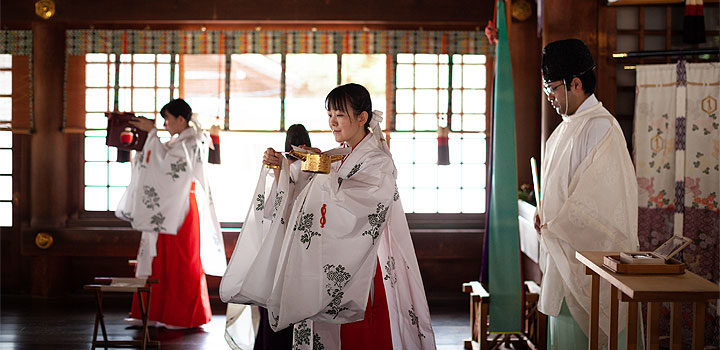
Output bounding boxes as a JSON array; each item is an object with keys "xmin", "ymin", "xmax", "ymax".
[
  {"xmin": 544, "ymin": 80, "xmax": 568, "ymax": 115},
  {"xmin": 328, "ymin": 105, "xmax": 368, "ymax": 148},
  {"xmin": 162, "ymin": 111, "xmax": 189, "ymax": 135}
]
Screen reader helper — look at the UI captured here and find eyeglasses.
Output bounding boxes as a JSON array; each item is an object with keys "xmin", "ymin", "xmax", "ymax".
[{"xmin": 543, "ymin": 82, "xmax": 564, "ymax": 96}]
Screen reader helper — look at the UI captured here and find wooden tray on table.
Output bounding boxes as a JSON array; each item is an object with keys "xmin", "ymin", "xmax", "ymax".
[
  {"xmin": 602, "ymin": 235, "xmax": 691, "ymax": 274},
  {"xmin": 603, "ymin": 255, "xmax": 685, "ymax": 274}
]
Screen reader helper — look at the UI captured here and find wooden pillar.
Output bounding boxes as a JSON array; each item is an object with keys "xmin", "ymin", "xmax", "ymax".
[
  {"xmin": 29, "ymin": 21, "xmax": 71, "ymax": 297},
  {"xmin": 507, "ymin": 0, "xmax": 541, "ymax": 188}
]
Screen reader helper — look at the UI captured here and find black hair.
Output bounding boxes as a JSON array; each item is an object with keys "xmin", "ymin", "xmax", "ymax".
[
  {"xmin": 285, "ymin": 124, "xmax": 311, "ymax": 161},
  {"xmin": 325, "ymin": 83, "xmax": 372, "ymax": 131},
  {"xmin": 571, "ymin": 69, "xmax": 596, "ymax": 95},
  {"xmin": 542, "ymin": 39, "xmax": 596, "ymax": 95},
  {"xmin": 160, "ymin": 99, "xmax": 192, "ymax": 123}
]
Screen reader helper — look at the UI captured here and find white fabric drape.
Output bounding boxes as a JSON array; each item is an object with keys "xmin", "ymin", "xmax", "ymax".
[
  {"xmin": 221, "ymin": 132, "xmax": 435, "ymax": 350},
  {"xmin": 635, "ymin": 62, "xmax": 719, "ymax": 238},
  {"xmin": 115, "ymin": 127, "xmax": 227, "ymax": 277},
  {"xmin": 635, "ymin": 61, "xmax": 719, "ymax": 345}
]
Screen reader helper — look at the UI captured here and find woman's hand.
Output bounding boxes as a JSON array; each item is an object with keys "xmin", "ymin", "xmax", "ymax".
[
  {"xmin": 128, "ymin": 117, "xmax": 155, "ymax": 132},
  {"xmin": 263, "ymin": 148, "xmax": 283, "ymax": 182},
  {"xmin": 263, "ymin": 148, "xmax": 283, "ymax": 167}
]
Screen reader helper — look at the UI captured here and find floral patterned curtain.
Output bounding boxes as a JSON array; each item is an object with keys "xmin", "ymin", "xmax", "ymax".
[{"xmin": 635, "ymin": 61, "xmax": 719, "ymax": 347}]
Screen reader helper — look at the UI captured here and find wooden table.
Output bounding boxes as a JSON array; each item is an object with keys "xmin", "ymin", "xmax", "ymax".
[{"xmin": 576, "ymin": 251, "xmax": 720, "ymax": 350}]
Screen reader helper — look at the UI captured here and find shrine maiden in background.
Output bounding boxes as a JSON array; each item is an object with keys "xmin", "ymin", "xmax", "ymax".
[
  {"xmin": 221, "ymin": 83, "xmax": 436, "ymax": 349},
  {"xmin": 116, "ymin": 99, "xmax": 226, "ymax": 329},
  {"xmin": 534, "ymin": 39, "xmax": 641, "ymax": 349},
  {"xmin": 253, "ymin": 124, "xmax": 312, "ymax": 350}
]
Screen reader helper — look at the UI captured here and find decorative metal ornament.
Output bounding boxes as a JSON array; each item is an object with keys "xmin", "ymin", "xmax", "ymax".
[
  {"xmin": 35, "ymin": 0, "xmax": 56, "ymax": 20},
  {"xmin": 35, "ymin": 232, "xmax": 54, "ymax": 249},
  {"xmin": 511, "ymin": 0, "xmax": 532, "ymax": 22},
  {"xmin": 290, "ymin": 149, "xmax": 345, "ymax": 174}
]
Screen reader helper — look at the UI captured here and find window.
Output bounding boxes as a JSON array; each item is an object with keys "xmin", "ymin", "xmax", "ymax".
[
  {"xmin": 218, "ymin": 54, "xmax": 342, "ymax": 222},
  {"xmin": 341, "ymin": 54, "xmax": 387, "ymax": 127},
  {"xmin": 182, "ymin": 54, "xmax": 226, "ymax": 128},
  {"xmin": 229, "ymin": 54, "xmax": 282, "ymax": 131},
  {"xmin": 82, "ymin": 51, "xmax": 489, "ymax": 219},
  {"xmin": 392, "ymin": 54, "xmax": 487, "ymax": 213},
  {"xmin": 0, "ymin": 54, "xmax": 11, "ymax": 226},
  {"xmin": 84, "ymin": 53, "xmax": 178, "ymax": 211},
  {"xmin": 286, "ymin": 54, "xmax": 338, "ymax": 131}
]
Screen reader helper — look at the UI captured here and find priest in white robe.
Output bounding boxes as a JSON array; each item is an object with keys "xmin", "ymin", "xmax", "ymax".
[
  {"xmin": 221, "ymin": 83, "xmax": 435, "ymax": 350},
  {"xmin": 535, "ymin": 39, "xmax": 641, "ymax": 349}
]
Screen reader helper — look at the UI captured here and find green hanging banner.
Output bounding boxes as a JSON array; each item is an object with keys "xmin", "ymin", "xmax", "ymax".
[{"xmin": 488, "ymin": 0, "xmax": 523, "ymax": 333}]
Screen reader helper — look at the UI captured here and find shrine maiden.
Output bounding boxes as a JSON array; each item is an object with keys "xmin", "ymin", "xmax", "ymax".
[
  {"xmin": 221, "ymin": 84, "xmax": 435, "ymax": 349},
  {"xmin": 116, "ymin": 99, "xmax": 226, "ymax": 329}
]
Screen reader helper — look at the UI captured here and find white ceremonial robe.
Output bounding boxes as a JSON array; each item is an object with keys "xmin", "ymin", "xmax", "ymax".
[
  {"xmin": 221, "ymin": 133, "xmax": 436, "ymax": 350},
  {"xmin": 116, "ymin": 127, "xmax": 227, "ymax": 277},
  {"xmin": 538, "ymin": 100, "xmax": 639, "ymax": 345}
]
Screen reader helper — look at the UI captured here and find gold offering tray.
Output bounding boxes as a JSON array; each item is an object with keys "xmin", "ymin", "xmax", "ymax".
[{"xmin": 290, "ymin": 149, "xmax": 346, "ymax": 174}]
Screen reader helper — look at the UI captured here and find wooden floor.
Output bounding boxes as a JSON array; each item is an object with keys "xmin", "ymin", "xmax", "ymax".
[{"xmin": 0, "ymin": 294, "xmax": 472, "ymax": 349}]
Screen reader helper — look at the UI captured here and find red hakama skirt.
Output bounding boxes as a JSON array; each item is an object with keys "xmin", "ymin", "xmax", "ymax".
[
  {"xmin": 130, "ymin": 182, "xmax": 212, "ymax": 328},
  {"xmin": 339, "ymin": 259, "xmax": 393, "ymax": 349}
]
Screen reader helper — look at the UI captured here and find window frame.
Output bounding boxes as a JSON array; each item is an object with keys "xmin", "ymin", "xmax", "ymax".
[
  {"xmin": 70, "ymin": 50, "xmax": 491, "ymax": 227},
  {"xmin": 0, "ymin": 52, "xmax": 33, "ymax": 234},
  {"xmin": 0, "ymin": 55, "xmax": 12, "ymax": 227},
  {"xmin": 392, "ymin": 53, "xmax": 490, "ymax": 214}
]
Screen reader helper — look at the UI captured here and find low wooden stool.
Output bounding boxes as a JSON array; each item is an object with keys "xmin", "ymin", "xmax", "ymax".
[
  {"xmin": 462, "ymin": 280, "xmax": 547, "ymax": 350},
  {"xmin": 462, "ymin": 281, "xmax": 489, "ymax": 349},
  {"xmin": 523, "ymin": 281, "xmax": 547, "ymax": 350},
  {"xmin": 84, "ymin": 277, "xmax": 159, "ymax": 350}
]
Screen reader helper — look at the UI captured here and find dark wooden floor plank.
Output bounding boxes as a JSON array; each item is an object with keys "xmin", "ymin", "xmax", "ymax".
[{"xmin": 1, "ymin": 295, "xmax": 472, "ymax": 349}]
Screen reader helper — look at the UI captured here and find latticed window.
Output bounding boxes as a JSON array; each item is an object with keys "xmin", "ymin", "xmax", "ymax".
[
  {"xmin": 83, "ymin": 52, "xmax": 489, "ymax": 217},
  {"xmin": 83, "ymin": 53, "xmax": 179, "ymax": 211},
  {"xmin": 0, "ymin": 54, "xmax": 11, "ymax": 226},
  {"xmin": 74, "ymin": 30, "xmax": 492, "ymax": 220},
  {"xmin": 392, "ymin": 54, "xmax": 487, "ymax": 213}
]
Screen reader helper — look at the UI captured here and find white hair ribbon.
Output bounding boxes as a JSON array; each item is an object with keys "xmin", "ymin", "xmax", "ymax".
[
  {"xmin": 368, "ymin": 110, "xmax": 396, "ymax": 177},
  {"xmin": 369, "ymin": 110, "xmax": 383, "ymax": 129},
  {"xmin": 369, "ymin": 110, "xmax": 387, "ymax": 150},
  {"xmin": 189, "ymin": 113, "xmax": 203, "ymax": 133}
]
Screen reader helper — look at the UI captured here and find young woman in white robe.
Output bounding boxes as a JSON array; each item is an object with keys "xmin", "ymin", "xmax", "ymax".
[
  {"xmin": 221, "ymin": 84, "xmax": 436, "ymax": 349},
  {"xmin": 116, "ymin": 99, "xmax": 226, "ymax": 329},
  {"xmin": 253, "ymin": 124, "xmax": 312, "ymax": 350}
]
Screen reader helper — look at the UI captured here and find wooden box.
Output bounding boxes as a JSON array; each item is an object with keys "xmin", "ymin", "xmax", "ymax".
[
  {"xmin": 603, "ymin": 236, "xmax": 692, "ymax": 275},
  {"xmin": 603, "ymin": 255, "xmax": 685, "ymax": 274},
  {"xmin": 105, "ymin": 112, "xmax": 150, "ymax": 151}
]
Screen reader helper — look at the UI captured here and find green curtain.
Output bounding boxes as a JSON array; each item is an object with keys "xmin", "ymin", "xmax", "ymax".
[{"xmin": 487, "ymin": 0, "xmax": 522, "ymax": 333}]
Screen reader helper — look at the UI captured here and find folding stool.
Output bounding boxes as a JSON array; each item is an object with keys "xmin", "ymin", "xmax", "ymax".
[{"xmin": 84, "ymin": 277, "xmax": 159, "ymax": 350}]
